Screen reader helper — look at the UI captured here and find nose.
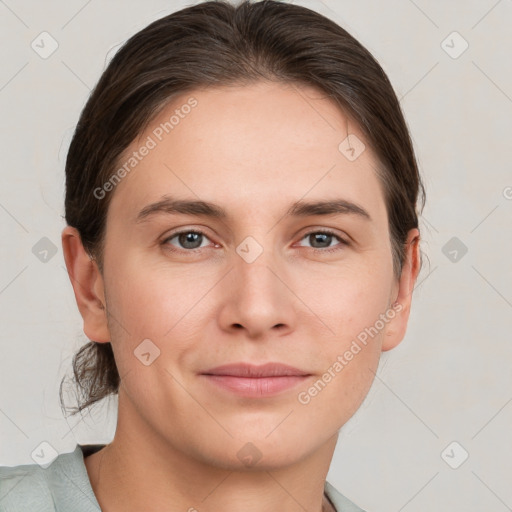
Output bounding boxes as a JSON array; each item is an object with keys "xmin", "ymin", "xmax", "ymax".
[{"xmin": 217, "ymin": 247, "xmax": 297, "ymax": 339}]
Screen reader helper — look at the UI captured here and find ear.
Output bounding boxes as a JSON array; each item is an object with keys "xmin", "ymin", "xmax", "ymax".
[
  {"xmin": 382, "ymin": 228, "xmax": 421, "ymax": 352},
  {"xmin": 61, "ymin": 226, "xmax": 110, "ymax": 343}
]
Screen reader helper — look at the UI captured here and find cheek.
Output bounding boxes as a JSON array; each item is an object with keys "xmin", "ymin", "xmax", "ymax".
[
  {"xmin": 106, "ymin": 252, "xmax": 214, "ymax": 336},
  {"xmin": 103, "ymin": 253, "xmax": 222, "ymax": 383},
  {"xmin": 300, "ymin": 259, "xmax": 393, "ymax": 339},
  {"xmin": 298, "ymin": 262, "xmax": 391, "ymax": 399},
  {"xmin": 296, "ymin": 281, "xmax": 385, "ymax": 428},
  {"xmin": 293, "ymin": 328, "xmax": 381, "ymax": 439},
  {"xmin": 318, "ymin": 346, "xmax": 380, "ymax": 427}
]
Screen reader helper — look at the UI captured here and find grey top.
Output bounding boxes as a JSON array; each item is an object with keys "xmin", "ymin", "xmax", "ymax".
[{"xmin": 0, "ymin": 444, "xmax": 366, "ymax": 511}]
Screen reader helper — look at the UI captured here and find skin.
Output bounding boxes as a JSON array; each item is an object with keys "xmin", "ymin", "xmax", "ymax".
[{"xmin": 62, "ymin": 81, "xmax": 420, "ymax": 512}]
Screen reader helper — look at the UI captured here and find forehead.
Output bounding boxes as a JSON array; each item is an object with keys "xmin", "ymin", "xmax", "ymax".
[{"xmin": 106, "ymin": 81, "xmax": 387, "ymax": 227}]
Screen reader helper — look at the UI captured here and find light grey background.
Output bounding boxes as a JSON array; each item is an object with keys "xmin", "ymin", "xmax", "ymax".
[{"xmin": 0, "ymin": 0, "xmax": 511, "ymax": 511}]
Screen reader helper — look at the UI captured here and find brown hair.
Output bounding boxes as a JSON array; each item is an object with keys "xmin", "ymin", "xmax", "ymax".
[{"xmin": 60, "ymin": 0, "xmax": 426, "ymax": 416}]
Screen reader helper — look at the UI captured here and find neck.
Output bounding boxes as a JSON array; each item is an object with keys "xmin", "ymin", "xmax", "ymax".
[{"xmin": 85, "ymin": 388, "xmax": 339, "ymax": 512}]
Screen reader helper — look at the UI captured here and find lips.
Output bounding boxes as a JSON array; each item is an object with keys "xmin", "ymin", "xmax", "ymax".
[{"xmin": 201, "ymin": 362, "xmax": 310, "ymax": 378}]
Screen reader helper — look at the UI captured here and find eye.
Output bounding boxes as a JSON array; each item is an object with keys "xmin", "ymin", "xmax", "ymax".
[
  {"xmin": 162, "ymin": 229, "xmax": 214, "ymax": 251},
  {"xmin": 161, "ymin": 228, "xmax": 349, "ymax": 255},
  {"xmin": 296, "ymin": 230, "xmax": 349, "ymax": 253}
]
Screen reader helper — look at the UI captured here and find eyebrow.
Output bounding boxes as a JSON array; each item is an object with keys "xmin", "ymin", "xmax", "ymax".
[{"xmin": 135, "ymin": 196, "xmax": 372, "ymax": 223}]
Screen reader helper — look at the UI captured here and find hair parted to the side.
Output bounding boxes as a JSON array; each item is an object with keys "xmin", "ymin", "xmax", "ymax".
[{"xmin": 60, "ymin": 0, "xmax": 426, "ymax": 417}]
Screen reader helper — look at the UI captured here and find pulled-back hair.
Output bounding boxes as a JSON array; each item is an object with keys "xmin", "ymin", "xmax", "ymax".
[{"xmin": 60, "ymin": 0, "xmax": 426, "ymax": 416}]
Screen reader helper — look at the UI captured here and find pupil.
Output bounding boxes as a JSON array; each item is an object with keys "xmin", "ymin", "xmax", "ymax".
[
  {"xmin": 180, "ymin": 232, "xmax": 201, "ymax": 248},
  {"xmin": 312, "ymin": 233, "xmax": 330, "ymax": 248}
]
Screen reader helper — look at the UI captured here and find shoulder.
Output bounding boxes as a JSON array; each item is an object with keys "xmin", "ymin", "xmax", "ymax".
[
  {"xmin": 0, "ymin": 445, "xmax": 103, "ymax": 512},
  {"xmin": 0, "ymin": 461, "xmax": 55, "ymax": 512},
  {"xmin": 324, "ymin": 480, "xmax": 367, "ymax": 512}
]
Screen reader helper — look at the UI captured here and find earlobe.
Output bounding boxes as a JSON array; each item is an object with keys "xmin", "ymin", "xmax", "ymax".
[
  {"xmin": 381, "ymin": 229, "xmax": 421, "ymax": 352},
  {"xmin": 61, "ymin": 226, "xmax": 110, "ymax": 343}
]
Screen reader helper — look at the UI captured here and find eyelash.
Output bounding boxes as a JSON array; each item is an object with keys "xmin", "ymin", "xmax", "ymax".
[{"xmin": 161, "ymin": 229, "xmax": 349, "ymax": 255}]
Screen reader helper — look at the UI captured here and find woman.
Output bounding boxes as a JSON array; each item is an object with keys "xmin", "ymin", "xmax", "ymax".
[{"xmin": 0, "ymin": 1, "xmax": 424, "ymax": 510}]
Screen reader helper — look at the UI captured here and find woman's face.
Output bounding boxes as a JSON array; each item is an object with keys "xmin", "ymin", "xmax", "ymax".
[{"xmin": 89, "ymin": 81, "xmax": 418, "ymax": 468}]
